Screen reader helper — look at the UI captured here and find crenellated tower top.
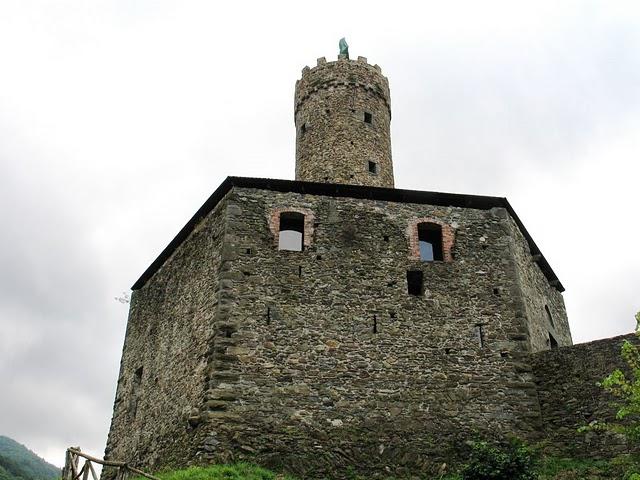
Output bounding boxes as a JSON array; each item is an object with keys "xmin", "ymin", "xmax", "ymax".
[{"xmin": 294, "ymin": 50, "xmax": 394, "ymax": 188}]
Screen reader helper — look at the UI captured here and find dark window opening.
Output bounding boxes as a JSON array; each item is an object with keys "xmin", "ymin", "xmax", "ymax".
[
  {"xmin": 298, "ymin": 266, "xmax": 302, "ymax": 277},
  {"xmin": 493, "ymin": 287, "xmax": 501, "ymax": 296},
  {"xmin": 301, "ymin": 123, "xmax": 307, "ymax": 134},
  {"xmin": 266, "ymin": 307, "xmax": 271, "ymax": 325},
  {"xmin": 545, "ymin": 305, "xmax": 555, "ymax": 328},
  {"xmin": 368, "ymin": 161, "xmax": 378, "ymax": 174},
  {"xmin": 500, "ymin": 351, "xmax": 509, "ymax": 358},
  {"xmin": 316, "ymin": 255, "xmax": 322, "ymax": 260},
  {"xmin": 418, "ymin": 223, "xmax": 443, "ymax": 262},
  {"xmin": 549, "ymin": 332, "xmax": 558, "ymax": 350},
  {"xmin": 389, "ymin": 311, "xmax": 396, "ymax": 319},
  {"xmin": 245, "ymin": 248, "xmax": 252, "ymax": 255},
  {"xmin": 279, "ymin": 212, "xmax": 304, "ymax": 251},
  {"xmin": 383, "ymin": 235, "xmax": 389, "ymax": 242},
  {"xmin": 364, "ymin": 111, "xmax": 372, "ymax": 124},
  {"xmin": 221, "ymin": 325, "xmax": 234, "ymax": 338},
  {"xmin": 407, "ymin": 270, "xmax": 423, "ymax": 296},
  {"xmin": 475, "ymin": 324, "xmax": 485, "ymax": 348},
  {"xmin": 373, "ymin": 315, "xmax": 378, "ymax": 334}
]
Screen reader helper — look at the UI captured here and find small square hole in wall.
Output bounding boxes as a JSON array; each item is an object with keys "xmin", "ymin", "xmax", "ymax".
[
  {"xmin": 364, "ymin": 112, "xmax": 372, "ymax": 124},
  {"xmin": 368, "ymin": 161, "xmax": 378, "ymax": 174},
  {"xmin": 245, "ymin": 248, "xmax": 252, "ymax": 255},
  {"xmin": 383, "ymin": 235, "xmax": 389, "ymax": 242},
  {"xmin": 493, "ymin": 287, "xmax": 500, "ymax": 296}
]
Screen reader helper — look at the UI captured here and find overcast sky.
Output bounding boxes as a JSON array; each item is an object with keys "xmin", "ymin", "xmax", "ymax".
[{"xmin": 1, "ymin": 0, "xmax": 639, "ymax": 469}]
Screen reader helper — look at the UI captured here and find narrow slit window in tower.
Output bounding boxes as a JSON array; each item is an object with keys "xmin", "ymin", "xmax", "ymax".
[
  {"xmin": 364, "ymin": 111, "xmax": 372, "ymax": 124},
  {"xmin": 549, "ymin": 332, "xmax": 558, "ymax": 350},
  {"xmin": 418, "ymin": 223, "xmax": 444, "ymax": 261},
  {"xmin": 278, "ymin": 212, "xmax": 305, "ymax": 251},
  {"xmin": 545, "ymin": 305, "xmax": 555, "ymax": 328},
  {"xmin": 368, "ymin": 161, "xmax": 378, "ymax": 174},
  {"xmin": 475, "ymin": 324, "xmax": 485, "ymax": 348},
  {"xmin": 406, "ymin": 270, "xmax": 423, "ymax": 296},
  {"xmin": 301, "ymin": 123, "xmax": 307, "ymax": 134}
]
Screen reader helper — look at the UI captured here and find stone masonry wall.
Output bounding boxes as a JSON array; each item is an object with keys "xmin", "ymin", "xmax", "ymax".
[
  {"xmin": 103, "ymin": 195, "xmax": 229, "ymax": 474},
  {"xmin": 194, "ymin": 186, "xmax": 566, "ymax": 478},
  {"xmin": 532, "ymin": 334, "xmax": 638, "ymax": 458},
  {"xmin": 505, "ymin": 214, "xmax": 572, "ymax": 351},
  {"xmin": 294, "ymin": 56, "xmax": 394, "ymax": 188}
]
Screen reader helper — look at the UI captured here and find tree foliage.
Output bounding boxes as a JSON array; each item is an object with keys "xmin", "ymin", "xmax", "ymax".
[
  {"xmin": 0, "ymin": 436, "xmax": 59, "ymax": 480},
  {"xmin": 582, "ymin": 312, "xmax": 640, "ymax": 442}
]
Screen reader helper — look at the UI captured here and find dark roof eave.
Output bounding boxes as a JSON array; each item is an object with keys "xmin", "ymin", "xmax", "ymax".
[{"xmin": 131, "ymin": 176, "xmax": 565, "ymax": 292}]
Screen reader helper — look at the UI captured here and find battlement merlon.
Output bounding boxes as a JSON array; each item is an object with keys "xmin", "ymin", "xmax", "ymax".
[{"xmin": 294, "ymin": 55, "xmax": 391, "ymax": 118}]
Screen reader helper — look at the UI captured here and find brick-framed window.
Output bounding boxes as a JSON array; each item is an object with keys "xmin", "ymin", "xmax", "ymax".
[
  {"xmin": 268, "ymin": 207, "xmax": 315, "ymax": 250},
  {"xmin": 407, "ymin": 217, "xmax": 455, "ymax": 262}
]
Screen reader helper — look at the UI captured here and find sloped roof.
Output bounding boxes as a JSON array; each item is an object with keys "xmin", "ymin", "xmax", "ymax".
[{"xmin": 132, "ymin": 176, "xmax": 564, "ymax": 292}]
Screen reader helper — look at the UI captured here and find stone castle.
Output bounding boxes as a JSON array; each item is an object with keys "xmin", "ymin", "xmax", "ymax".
[{"xmin": 104, "ymin": 47, "xmax": 636, "ymax": 478}]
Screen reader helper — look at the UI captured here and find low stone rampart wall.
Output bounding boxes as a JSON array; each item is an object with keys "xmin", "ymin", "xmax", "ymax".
[{"xmin": 532, "ymin": 333, "xmax": 638, "ymax": 458}]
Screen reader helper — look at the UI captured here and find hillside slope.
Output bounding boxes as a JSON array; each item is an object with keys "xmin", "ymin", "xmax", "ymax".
[{"xmin": 0, "ymin": 436, "xmax": 60, "ymax": 480}]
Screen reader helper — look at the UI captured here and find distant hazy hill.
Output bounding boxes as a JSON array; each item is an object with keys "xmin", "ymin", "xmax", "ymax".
[{"xmin": 0, "ymin": 436, "xmax": 60, "ymax": 480}]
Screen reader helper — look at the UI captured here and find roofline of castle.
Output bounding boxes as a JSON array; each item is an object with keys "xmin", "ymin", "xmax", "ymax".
[{"xmin": 131, "ymin": 176, "xmax": 565, "ymax": 292}]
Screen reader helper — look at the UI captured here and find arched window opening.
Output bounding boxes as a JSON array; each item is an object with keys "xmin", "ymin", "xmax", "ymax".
[
  {"xmin": 418, "ymin": 223, "xmax": 443, "ymax": 261},
  {"xmin": 278, "ymin": 212, "xmax": 305, "ymax": 251}
]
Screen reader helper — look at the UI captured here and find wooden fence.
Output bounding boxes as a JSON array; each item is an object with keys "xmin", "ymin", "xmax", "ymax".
[{"xmin": 62, "ymin": 448, "xmax": 159, "ymax": 480}]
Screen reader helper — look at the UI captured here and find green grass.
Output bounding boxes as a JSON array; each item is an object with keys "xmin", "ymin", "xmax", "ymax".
[
  {"xmin": 151, "ymin": 464, "xmax": 296, "ymax": 480},
  {"xmin": 537, "ymin": 456, "xmax": 640, "ymax": 480},
  {"xmin": 142, "ymin": 457, "xmax": 640, "ymax": 480}
]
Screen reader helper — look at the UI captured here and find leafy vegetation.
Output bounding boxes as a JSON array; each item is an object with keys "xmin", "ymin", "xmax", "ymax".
[
  {"xmin": 578, "ymin": 311, "xmax": 640, "ymax": 479},
  {"xmin": 458, "ymin": 440, "xmax": 537, "ymax": 480},
  {"xmin": 0, "ymin": 436, "xmax": 60, "ymax": 480},
  {"xmin": 581, "ymin": 311, "xmax": 640, "ymax": 441}
]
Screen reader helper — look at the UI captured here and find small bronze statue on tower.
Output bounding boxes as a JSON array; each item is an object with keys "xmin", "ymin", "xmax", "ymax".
[{"xmin": 339, "ymin": 37, "xmax": 349, "ymax": 59}]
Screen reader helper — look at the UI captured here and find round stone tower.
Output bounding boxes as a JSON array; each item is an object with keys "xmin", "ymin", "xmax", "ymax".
[{"xmin": 294, "ymin": 54, "xmax": 394, "ymax": 188}]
